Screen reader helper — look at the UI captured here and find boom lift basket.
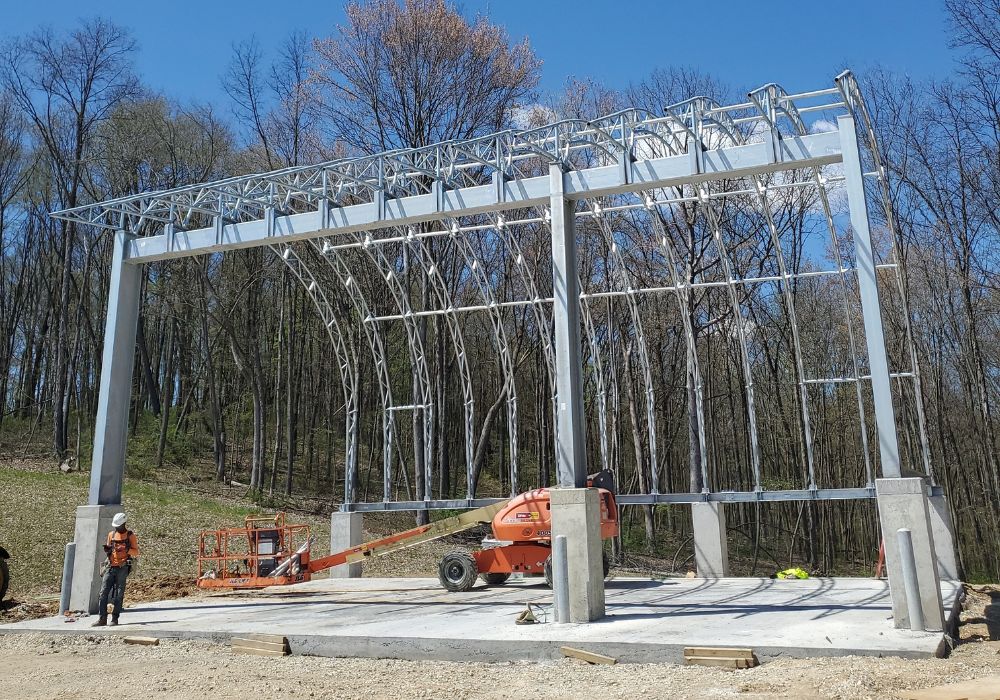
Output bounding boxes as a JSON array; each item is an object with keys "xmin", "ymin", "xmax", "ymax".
[{"xmin": 197, "ymin": 513, "xmax": 312, "ymax": 589}]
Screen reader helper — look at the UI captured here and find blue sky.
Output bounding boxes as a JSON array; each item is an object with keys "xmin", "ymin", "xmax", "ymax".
[{"xmin": 2, "ymin": 0, "xmax": 957, "ymax": 106}]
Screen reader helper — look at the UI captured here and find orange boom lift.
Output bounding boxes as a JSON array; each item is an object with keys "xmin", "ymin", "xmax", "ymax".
[{"xmin": 196, "ymin": 472, "xmax": 619, "ymax": 591}]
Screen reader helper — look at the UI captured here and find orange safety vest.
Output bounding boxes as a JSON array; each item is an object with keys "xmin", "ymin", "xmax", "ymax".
[{"xmin": 106, "ymin": 529, "xmax": 139, "ymax": 568}]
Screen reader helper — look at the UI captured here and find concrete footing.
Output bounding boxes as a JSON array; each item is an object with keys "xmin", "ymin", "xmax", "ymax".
[
  {"xmin": 928, "ymin": 494, "xmax": 960, "ymax": 582},
  {"xmin": 875, "ymin": 478, "xmax": 944, "ymax": 631},
  {"xmin": 550, "ymin": 488, "xmax": 604, "ymax": 622},
  {"xmin": 329, "ymin": 511, "xmax": 363, "ymax": 578},
  {"xmin": 68, "ymin": 505, "xmax": 118, "ymax": 614},
  {"xmin": 692, "ymin": 502, "xmax": 729, "ymax": 577}
]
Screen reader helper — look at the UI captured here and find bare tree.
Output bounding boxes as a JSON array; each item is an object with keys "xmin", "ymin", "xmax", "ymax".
[{"xmin": 2, "ymin": 19, "xmax": 138, "ymax": 457}]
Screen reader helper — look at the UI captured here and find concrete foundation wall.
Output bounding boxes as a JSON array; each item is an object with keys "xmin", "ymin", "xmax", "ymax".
[
  {"xmin": 692, "ymin": 502, "xmax": 729, "ymax": 578},
  {"xmin": 550, "ymin": 488, "xmax": 604, "ymax": 622},
  {"xmin": 329, "ymin": 512, "xmax": 363, "ymax": 578},
  {"xmin": 875, "ymin": 478, "xmax": 944, "ymax": 631},
  {"xmin": 68, "ymin": 505, "xmax": 118, "ymax": 614},
  {"xmin": 927, "ymin": 494, "xmax": 960, "ymax": 582}
]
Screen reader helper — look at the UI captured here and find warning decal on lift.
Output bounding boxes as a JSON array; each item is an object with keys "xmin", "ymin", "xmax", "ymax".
[{"xmin": 503, "ymin": 511, "xmax": 540, "ymax": 524}]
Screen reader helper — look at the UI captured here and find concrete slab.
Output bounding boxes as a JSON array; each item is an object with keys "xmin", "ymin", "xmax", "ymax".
[{"xmin": 1, "ymin": 577, "xmax": 962, "ymax": 663}]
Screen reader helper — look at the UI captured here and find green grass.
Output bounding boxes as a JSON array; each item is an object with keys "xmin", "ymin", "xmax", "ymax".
[{"xmin": 0, "ymin": 462, "xmax": 332, "ymax": 601}]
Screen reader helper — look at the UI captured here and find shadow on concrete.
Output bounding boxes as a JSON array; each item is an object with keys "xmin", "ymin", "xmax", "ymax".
[{"xmin": 603, "ymin": 601, "xmax": 891, "ymax": 623}]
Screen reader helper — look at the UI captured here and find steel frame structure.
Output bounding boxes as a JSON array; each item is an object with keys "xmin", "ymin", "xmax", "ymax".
[{"xmin": 58, "ymin": 72, "xmax": 934, "ymax": 518}]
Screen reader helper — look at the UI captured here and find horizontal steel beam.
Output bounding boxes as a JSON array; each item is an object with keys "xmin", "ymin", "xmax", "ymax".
[
  {"xmin": 343, "ymin": 485, "xmax": 944, "ymax": 511},
  {"xmin": 126, "ymin": 131, "xmax": 842, "ymax": 264}
]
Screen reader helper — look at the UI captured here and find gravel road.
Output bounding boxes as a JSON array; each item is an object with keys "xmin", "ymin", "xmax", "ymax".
[{"xmin": 0, "ymin": 631, "xmax": 996, "ymax": 700}]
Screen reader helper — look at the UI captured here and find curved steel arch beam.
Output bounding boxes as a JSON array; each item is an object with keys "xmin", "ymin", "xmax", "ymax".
[
  {"xmin": 749, "ymin": 81, "xmax": 885, "ymax": 485},
  {"xmin": 271, "ymin": 244, "xmax": 360, "ymax": 502},
  {"xmin": 310, "ymin": 239, "xmax": 399, "ymax": 501},
  {"xmin": 693, "ymin": 190, "xmax": 767, "ymax": 493},
  {"xmin": 493, "ymin": 211, "xmax": 614, "ymax": 476},
  {"xmin": 447, "ymin": 220, "xmax": 520, "ymax": 495},
  {"xmin": 406, "ymin": 234, "xmax": 477, "ymax": 498},
  {"xmin": 353, "ymin": 232, "xmax": 435, "ymax": 503},
  {"xmin": 580, "ymin": 290, "xmax": 612, "ymax": 475},
  {"xmin": 644, "ymin": 203, "xmax": 713, "ymax": 490},
  {"xmin": 589, "ymin": 204, "xmax": 661, "ymax": 493},
  {"xmin": 637, "ymin": 106, "xmax": 761, "ymax": 493},
  {"xmin": 491, "ymin": 215, "xmax": 572, "ymax": 472}
]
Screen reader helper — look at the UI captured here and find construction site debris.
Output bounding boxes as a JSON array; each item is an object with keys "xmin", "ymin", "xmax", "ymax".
[
  {"xmin": 124, "ymin": 636, "xmax": 159, "ymax": 646},
  {"xmin": 684, "ymin": 647, "xmax": 757, "ymax": 670},
  {"xmin": 560, "ymin": 646, "xmax": 616, "ymax": 665},
  {"xmin": 231, "ymin": 634, "xmax": 289, "ymax": 657}
]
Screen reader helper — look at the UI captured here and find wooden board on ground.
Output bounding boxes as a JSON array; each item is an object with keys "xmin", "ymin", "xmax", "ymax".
[
  {"xmin": 237, "ymin": 633, "xmax": 287, "ymax": 645},
  {"xmin": 560, "ymin": 646, "xmax": 616, "ymax": 665},
  {"xmin": 123, "ymin": 636, "xmax": 159, "ymax": 646},
  {"xmin": 232, "ymin": 646, "xmax": 289, "ymax": 658},
  {"xmin": 231, "ymin": 634, "xmax": 289, "ymax": 657},
  {"xmin": 901, "ymin": 675, "xmax": 1000, "ymax": 700},
  {"xmin": 684, "ymin": 647, "xmax": 757, "ymax": 670},
  {"xmin": 684, "ymin": 647, "xmax": 753, "ymax": 659}
]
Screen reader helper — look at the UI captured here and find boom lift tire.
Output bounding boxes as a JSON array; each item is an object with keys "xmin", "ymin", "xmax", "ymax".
[
  {"xmin": 480, "ymin": 572, "xmax": 510, "ymax": 585},
  {"xmin": 0, "ymin": 556, "xmax": 8, "ymax": 602},
  {"xmin": 439, "ymin": 551, "xmax": 478, "ymax": 592}
]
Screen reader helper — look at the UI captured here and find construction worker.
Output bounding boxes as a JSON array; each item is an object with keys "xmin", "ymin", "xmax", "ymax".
[{"xmin": 93, "ymin": 512, "xmax": 139, "ymax": 627}]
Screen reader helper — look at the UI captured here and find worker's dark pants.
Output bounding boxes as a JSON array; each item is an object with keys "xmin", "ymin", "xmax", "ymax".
[{"xmin": 98, "ymin": 565, "xmax": 129, "ymax": 620}]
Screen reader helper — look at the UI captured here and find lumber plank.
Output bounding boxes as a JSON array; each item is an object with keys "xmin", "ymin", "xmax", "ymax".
[
  {"xmin": 684, "ymin": 647, "xmax": 753, "ymax": 659},
  {"xmin": 237, "ymin": 633, "xmax": 287, "ymax": 644},
  {"xmin": 123, "ymin": 636, "xmax": 159, "ymax": 646},
  {"xmin": 902, "ymin": 674, "xmax": 1000, "ymax": 700},
  {"xmin": 684, "ymin": 655, "xmax": 755, "ymax": 669},
  {"xmin": 232, "ymin": 646, "xmax": 289, "ymax": 657},
  {"xmin": 559, "ymin": 646, "xmax": 616, "ymax": 665},
  {"xmin": 232, "ymin": 638, "xmax": 289, "ymax": 652}
]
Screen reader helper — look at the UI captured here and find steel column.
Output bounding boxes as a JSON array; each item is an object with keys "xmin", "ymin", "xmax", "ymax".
[
  {"xmin": 89, "ymin": 230, "xmax": 141, "ymax": 505},
  {"xmin": 838, "ymin": 114, "xmax": 901, "ymax": 478},
  {"xmin": 549, "ymin": 165, "xmax": 588, "ymax": 488}
]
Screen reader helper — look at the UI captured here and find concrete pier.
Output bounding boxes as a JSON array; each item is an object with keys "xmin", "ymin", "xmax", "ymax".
[
  {"xmin": 550, "ymin": 487, "xmax": 604, "ymax": 621},
  {"xmin": 692, "ymin": 502, "xmax": 730, "ymax": 578},
  {"xmin": 875, "ymin": 478, "xmax": 945, "ymax": 630},
  {"xmin": 329, "ymin": 511, "xmax": 364, "ymax": 578},
  {"xmin": 68, "ymin": 505, "xmax": 118, "ymax": 614}
]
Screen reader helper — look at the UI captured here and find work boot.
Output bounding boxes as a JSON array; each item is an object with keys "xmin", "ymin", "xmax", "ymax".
[
  {"xmin": 109, "ymin": 617, "xmax": 119, "ymax": 626},
  {"xmin": 92, "ymin": 618, "xmax": 107, "ymax": 627}
]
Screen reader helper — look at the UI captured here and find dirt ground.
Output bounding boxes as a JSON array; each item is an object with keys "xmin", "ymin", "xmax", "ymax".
[
  {"xmin": 0, "ymin": 629, "xmax": 996, "ymax": 700},
  {"xmin": 0, "ymin": 586, "xmax": 997, "ymax": 700}
]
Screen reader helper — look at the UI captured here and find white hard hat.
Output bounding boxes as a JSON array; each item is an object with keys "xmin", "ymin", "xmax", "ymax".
[{"xmin": 112, "ymin": 513, "xmax": 127, "ymax": 528}]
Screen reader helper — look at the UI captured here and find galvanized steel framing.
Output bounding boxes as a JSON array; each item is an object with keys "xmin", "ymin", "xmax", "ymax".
[{"xmin": 58, "ymin": 71, "xmax": 931, "ymax": 513}]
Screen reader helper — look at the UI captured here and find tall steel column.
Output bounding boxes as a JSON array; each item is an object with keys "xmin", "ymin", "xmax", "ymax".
[
  {"xmin": 89, "ymin": 230, "xmax": 141, "ymax": 504},
  {"xmin": 549, "ymin": 165, "xmax": 588, "ymax": 488},
  {"xmin": 838, "ymin": 115, "xmax": 901, "ymax": 478}
]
